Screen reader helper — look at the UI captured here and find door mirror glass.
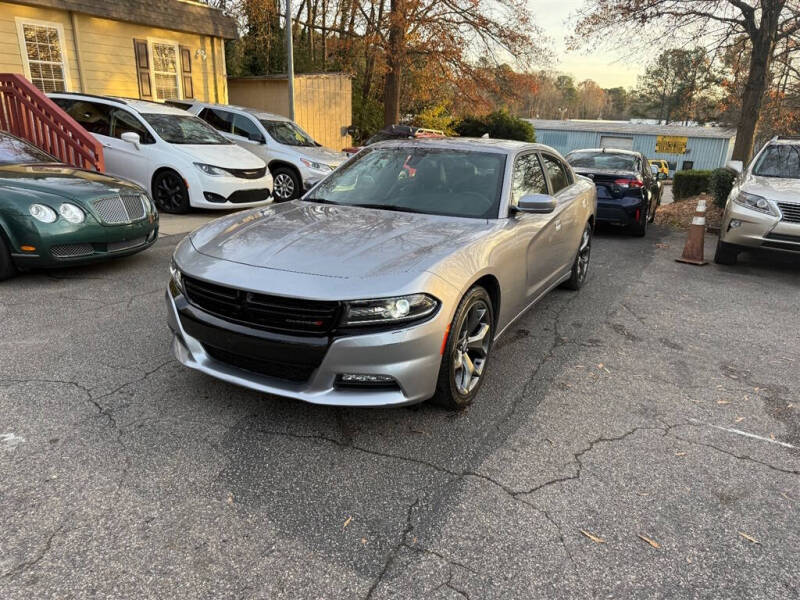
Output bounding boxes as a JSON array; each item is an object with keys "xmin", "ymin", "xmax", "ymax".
[
  {"xmin": 516, "ymin": 193, "xmax": 556, "ymax": 214},
  {"xmin": 726, "ymin": 160, "xmax": 743, "ymax": 174},
  {"xmin": 120, "ymin": 131, "xmax": 141, "ymax": 148}
]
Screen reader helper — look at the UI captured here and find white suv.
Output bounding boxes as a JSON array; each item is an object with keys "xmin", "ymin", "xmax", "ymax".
[
  {"xmin": 48, "ymin": 93, "xmax": 274, "ymax": 213},
  {"xmin": 716, "ymin": 136, "xmax": 800, "ymax": 264},
  {"xmin": 182, "ymin": 102, "xmax": 346, "ymax": 201}
]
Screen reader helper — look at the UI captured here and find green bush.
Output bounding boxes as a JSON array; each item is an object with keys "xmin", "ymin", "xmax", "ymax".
[
  {"xmin": 453, "ymin": 110, "xmax": 535, "ymax": 142},
  {"xmin": 708, "ymin": 168, "xmax": 736, "ymax": 208},
  {"xmin": 672, "ymin": 169, "xmax": 712, "ymax": 201}
]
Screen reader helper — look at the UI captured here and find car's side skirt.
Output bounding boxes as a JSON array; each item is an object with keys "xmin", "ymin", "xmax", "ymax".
[{"xmin": 494, "ymin": 269, "xmax": 572, "ymax": 341}]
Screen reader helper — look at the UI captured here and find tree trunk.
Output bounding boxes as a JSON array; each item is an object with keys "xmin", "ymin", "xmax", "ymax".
[
  {"xmin": 383, "ymin": 0, "xmax": 403, "ymax": 126},
  {"xmin": 732, "ymin": 33, "xmax": 774, "ymax": 161}
]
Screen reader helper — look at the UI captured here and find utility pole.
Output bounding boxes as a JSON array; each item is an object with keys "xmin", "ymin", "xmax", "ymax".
[{"xmin": 285, "ymin": 0, "xmax": 295, "ymax": 121}]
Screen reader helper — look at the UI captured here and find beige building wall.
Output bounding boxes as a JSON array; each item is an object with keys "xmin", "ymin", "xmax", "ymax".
[
  {"xmin": 228, "ymin": 74, "xmax": 352, "ymax": 150},
  {"xmin": 0, "ymin": 1, "xmax": 228, "ymax": 103}
]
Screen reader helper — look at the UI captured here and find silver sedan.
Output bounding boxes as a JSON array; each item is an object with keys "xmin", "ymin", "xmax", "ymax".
[{"xmin": 166, "ymin": 138, "xmax": 597, "ymax": 408}]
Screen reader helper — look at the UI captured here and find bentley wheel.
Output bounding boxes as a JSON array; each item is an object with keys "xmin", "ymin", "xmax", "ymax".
[
  {"xmin": 563, "ymin": 222, "xmax": 592, "ymax": 290},
  {"xmin": 0, "ymin": 238, "xmax": 17, "ymax": 281},
  {"xmin": 153, "ymin": 170, "xmax": 190, "ymax": 214},
  {"xmin": 272, "ymin": 167, "xmax": 301, "ymax": 201},
  {"xmin": 432, "ymin": 286, "xmax": 494, "ymax": 409}
]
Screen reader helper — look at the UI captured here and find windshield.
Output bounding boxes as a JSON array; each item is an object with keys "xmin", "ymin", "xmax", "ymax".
[
  {"xmin": 0, "ymin": 134, "xmax": 56, "ymax": 165},
  {"xmin": 306, "ymin": 147, "xmax": 506, "ymax": 219},
  {"xmin": 260, "ymin": 120, "xmax": 316, "ymax": 147},
  {"xmin": 753, "ymin": 144, "xmax": 800, "ymax": 179},
  {"xmin": 567, "ymin": 151, "xmax": 637, "ymax": 171},
  {"xmin": 142, "ymin": 114, "xmax": 229, "ymax": 145}
]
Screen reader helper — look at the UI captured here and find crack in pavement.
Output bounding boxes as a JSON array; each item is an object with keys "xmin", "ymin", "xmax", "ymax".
[
  {"xmin": 670, "ymin": 434, "xmax": 800, "ymax": 476},
  {"xmin": 364, "ymin": 497, "xmax": 419, "ymax": 599},
  {"xmin": 1, "ymin": 515, "xmax": 71, "ymax": 581}
]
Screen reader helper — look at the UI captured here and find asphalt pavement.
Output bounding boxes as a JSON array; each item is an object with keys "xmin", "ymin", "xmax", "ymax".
[{"xmin": 1, "ymin": 222, "xmax": 798, "ymax": 599}]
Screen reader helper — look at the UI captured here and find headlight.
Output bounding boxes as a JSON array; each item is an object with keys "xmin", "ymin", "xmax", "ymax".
[
  {"xmin": 58, "ymin": 203, "xmax": 85, "ymax": 224},
  {"xmin": 300, "ymin": 158, "xmax": 334, "ymax": 171},
  {"xmin": 341, "ymin": 294, "xmax": 439, "ymax": 326},
  {"xmin": 733, "ymin": 191, "xmax": 778, "ymax": 216},
  {"xmin": 29, "ymin": 204, "xmax": 57, "ymax": 223},
  {"xmin": 169, "ymin": 260, "xmax": 183, "ymax": 294},
  {"xmin": 194, "ymin": 163, "xmax": 227, "ymax": 176}
]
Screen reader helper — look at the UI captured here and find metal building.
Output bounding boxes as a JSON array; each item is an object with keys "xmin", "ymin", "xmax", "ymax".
[{"xmin": 527, "ymin": 120, "xmax": 737, "ymax": 175}]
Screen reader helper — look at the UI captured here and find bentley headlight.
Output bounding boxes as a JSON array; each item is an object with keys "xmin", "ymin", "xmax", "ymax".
[
  {"xmin": 59, "ymin": 203, "xmax": 86, "ymax": 224},
  {"xmin": 733, "ymin": 191, "xmax": 778, "ymax": 216},
  {"xmin": 342, "ymin": 294, "xmax": 439, "ymax": 326},
  {"xmin": 29, "ymin": 204, "xmax": 57, "ymax": 223}
]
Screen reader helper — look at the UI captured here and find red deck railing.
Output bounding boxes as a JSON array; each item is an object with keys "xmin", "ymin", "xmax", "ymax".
[{"xmin": 0, "ymin": 74, "xmax": 104, "ymax": 172}]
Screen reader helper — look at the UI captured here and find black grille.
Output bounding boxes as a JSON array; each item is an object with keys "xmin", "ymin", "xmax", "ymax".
[
  {"xmin": 182, "ymin": 276, "xmax": 340, "ymax": 335},
  {"xmin": 777, "ymin": 202, "xmax": 800, "ymax": 223},
  {"xmin": 51, "ymin": 243, "xmax": 94, "ymax": 258},
  {"xmin": 204, "ymin": 345, "xmax": 316, "ymax": 382},
  {"xmin": 227, "ymin": 189, "xmax": 272, "ymax": 203},
  {"xmin": 224, "ymin": 166, "xmax": 267, "ymax": 179}
]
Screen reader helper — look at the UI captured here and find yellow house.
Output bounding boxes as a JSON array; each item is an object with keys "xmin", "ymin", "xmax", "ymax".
[{"xmin": 0, "ymin": 0, "xmax": 236, "ymax": 103}]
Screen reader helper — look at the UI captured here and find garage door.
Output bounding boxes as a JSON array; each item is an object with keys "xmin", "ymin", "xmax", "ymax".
[{"xmin": 600, "ymin": 135, "xmax": 634, "ymax": 150}]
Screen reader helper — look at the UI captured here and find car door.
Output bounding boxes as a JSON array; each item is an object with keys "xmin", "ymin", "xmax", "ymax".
[
  {"xmin": 102, "ymin": 108, "xmax": 156, "ymax": 189},
  {"xmin": 509, "ymin": 152, "xmax": 562, "ymax": 300},
  {"xmin": 231, "ymin": 113, "xmax": 270, "ymax": 162},
  {"xmin": 539, "ymin": 152, "xmax": 579, "ymax": 275},
  {"xmin": 198, "ymin": 107, "xmax": 235, "ymax": 141}
]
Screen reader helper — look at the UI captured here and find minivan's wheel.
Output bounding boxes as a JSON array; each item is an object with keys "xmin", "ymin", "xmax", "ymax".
[
  {"xmin": 630, "ymin": 203, "xmax": 648, "ymax": 237},
  {"xmin": 563, "ymin": 222, "xmax": 592, "ymax": 290},
  {"xmin": 432, "ymin": 287, "xmax": 494, "ymax": 410},
  {"xmin": 271, "ymin": 167, "xmax": 301, "ymax": 201},
  {"xmin": 714, "ymin": 237, "xmax": 739, "ymax": 265},
  {"xmin": 0, "ymin": 237, "xmax": 17, "ymax": 281},
  {"xmin": 153, "ymin": 170, "xmax": 190, "ymax": 214}
]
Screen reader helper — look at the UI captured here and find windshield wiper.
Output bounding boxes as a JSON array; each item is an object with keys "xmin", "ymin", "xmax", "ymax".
[{"xmin": 350, "ymin": 203, "xmax": 429, "ymax": 215}]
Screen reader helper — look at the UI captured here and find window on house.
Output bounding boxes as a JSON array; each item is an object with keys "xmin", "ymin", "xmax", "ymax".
[
  {"xmin": 151, "ymin": 42, "xmax": 180, "ymax": 100},
  {"xmin": 18, "ymin": 21, "xmax": 68, "ymax": 93}
]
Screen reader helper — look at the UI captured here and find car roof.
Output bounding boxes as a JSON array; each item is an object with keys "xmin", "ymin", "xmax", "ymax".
[
  {"xmin": 566, "ymin": 147, "xmax": 640, "ymax": 156},
  {"xmin": 48, "ymin": 92, "xmax": 190, "ymax": 116},
  {"xmin": 186, "ymin": 100, "xmax": 290, "ymax": 122},
  {"xmin": 370, "ymin": 137, "xmax": 551, "ymax": 155}
]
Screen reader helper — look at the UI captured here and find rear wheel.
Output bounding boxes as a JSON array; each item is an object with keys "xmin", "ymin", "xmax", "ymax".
[
  {"xmin": 432, "ymin": 287, "xmax": 494, "ymax": 410},
  {"xmin": 630, "ymin": 202, "xmax": 648, "ymax": 237},
  {"xmin": 714, "ymin": 237, "xmax": 739, "ymax": 265},
  {"xmin": 648, "ymin": 194, "xmax": 657, "ymax": 223},
  {"xmin": 271, "ymin": 167, "xmax": 301, "ymax": 201},
  {"xmin": 153, "ymin": 170, "xmax": 190, "ymax": 214},
  {"xmin": 563, "ymin": 222, "xmax": 592, "ymax": 290},
  {"xmin": 0, "ymin": 237, "xmax": 17, "ymax": 281}
]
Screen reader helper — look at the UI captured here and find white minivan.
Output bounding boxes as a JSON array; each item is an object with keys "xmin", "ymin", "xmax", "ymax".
[
  {"xmin": 181, "ymin": 101, "xmax": 346, "ymax": 201},
  {"xmin": 49, "ymin": 93, "xmax": 274, "ymax": 213}
]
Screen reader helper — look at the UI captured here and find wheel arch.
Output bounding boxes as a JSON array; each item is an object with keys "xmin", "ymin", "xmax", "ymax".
[
  {"xmin": 469, "ymin": 274, "xmax": 501, "ymax": 328},
  {"xmin": 151, "ymin": 166, "xmax": 185, "ymax": 197},
  {"xmin": 268, "ymin": 160, "xmax": 301, "ymax": 179}
]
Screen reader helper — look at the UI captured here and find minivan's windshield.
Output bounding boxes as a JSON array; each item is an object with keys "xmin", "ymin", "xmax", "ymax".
[
  {"xmin": 306, "ymin": 147, "xmax": 506, "ymax": 219},
  {"xmin": 753, "ymin": 144, "xmax": 800, "ymax": 179},
  {"xmin": 142, "ymin": 114, "xmax": 229, "ymax": 145},
  {"xmin": 260, "ymin": 120, "xmax": 316, "ymax": 147},
  {"xmin": 567, "ymin": 151, "xmax": 637, "ymax": 171},
  {"xmin": 0, "ymin": 133, "xmax": 56, "ymax": 164}
]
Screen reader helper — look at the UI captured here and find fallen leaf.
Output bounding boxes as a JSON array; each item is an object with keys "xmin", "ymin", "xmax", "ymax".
[
  {"xmin": 788, "ymin": 403, "xmax": 794, "ymax": 409},
  {"xmin": 717, "ymin": 400, "xmax": 730, "ymax": 405},
  {"xmin": 735, "ymin": 417, "xmax": 745, "ymax": 423},
  {"xmin": 361, "ymin": 538, "xmax": 367, "ymax": 546},
  {"xmin": 580, "ymin": 530, "xmax": 606, "ymax": 544},
  {"xmin": 597, "ymin": 363, "xmax": 604, "ymax": 369},
  {"xmin": 226, "ymin": 493, "xmax": 234, "ymax": 505},
  {"xmin": 655, "ymin": 242, "xmax": 670, "ymax": 249},
  {"xmin": 738, "ymin": 531, "xmax": 760, "ymax": 544},
  {"xmin": 636, "ymin": 491, "xmax": 649, "ymax": 496},
  {"xmin": 638, "ymin": 534, "xmax": 661, "ymax": 549},
  {"xmin": 675, "ymin": 451, "xmax": 687, "ymax": 457},
  {"xmin": 770, "ymin": 433, "xmax": 776, "ymax": 441},
  {"xmin": 343, "ymin": 516, "xmax": 352, "ymax": 530}
]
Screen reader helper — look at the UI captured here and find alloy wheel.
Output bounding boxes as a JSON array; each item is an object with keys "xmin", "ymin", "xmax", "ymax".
[
  {"xmin": 576, "ymin": 227, "xmax": 591, "ymax": 283},
  {"xmin": 155, "ymin": 172, "xmax": 187, "ymax": 212},
  {"xmin": 452, "ymin": 300, "xmax": 492, "ymax": 395},
  {"xmin": 274, "ymin": 173, "xmax": 295, "ymax": 200}
]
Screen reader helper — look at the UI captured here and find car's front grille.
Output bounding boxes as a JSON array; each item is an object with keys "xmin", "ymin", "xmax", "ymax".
[
  {"xmin": 94, "ymin": 193, "xmax": 146, "ymax": 224},
  {"xmin": 224, "ymin": 166, "xmax": 267, "ymax": 179},
  {"xmin": 182, "ymin": 276, "xmax": 341, "ymax": 335},
  {"xmin": 203, "ymin": 345, "xmax": 316, "ymax": 382},
  {"xmin": 777, "ymin": 202, "xmax": 800, "ymax": 223},
  {"xmin": 51, "ymin": 243, "xmax": 94, "ymax": 258},
  {"xmin": 108, "ymin": 237, "xmax": 146, "ymax": 252},
  {"xmin": 227, "ymin": 189, "xmax": 272, "ymax": 204}
]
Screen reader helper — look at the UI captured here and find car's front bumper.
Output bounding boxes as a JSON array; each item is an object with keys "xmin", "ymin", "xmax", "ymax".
[
  {"xmin": 720, "ymin": 202, "xmax": 800, "ymax": 253},
  {"xmin": 188, "ymin": 172, "xmax": 274, "ymax": 210},
  {"xmin": 166, "ymin": 288, "xmax": 447, "ymax": 407}
]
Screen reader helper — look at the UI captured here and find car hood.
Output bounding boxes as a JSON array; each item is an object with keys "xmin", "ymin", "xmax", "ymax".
[
  {"xmin": 176, "ymin": 144, "xmax": 265, "ymax": 169},
  {"xmin": 0, "ymin": 163, "xmax": 142, "ymax": 201},
  {"xmin": 189, "ymin": 201, "xmax": 494, "ymax": 279},
  {"xmin": 743, "ymin": 174, "xmax": 800, "ymax": 202},
  {"xmin": 297, "ymin": 146, "xmax": 347, "ymax": 166}
]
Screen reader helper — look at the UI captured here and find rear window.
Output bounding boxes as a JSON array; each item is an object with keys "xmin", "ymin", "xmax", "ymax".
[
  {"xmin": 753, "ymin": 144, "xmax": 800, "ymax": 179},
  {"xmin": 567, "ymin": 151, "xmax": 637, "ymax": 171},
  {"xmin": 0, "ymin": 133, "xmax": 56, "ymax": 165}
]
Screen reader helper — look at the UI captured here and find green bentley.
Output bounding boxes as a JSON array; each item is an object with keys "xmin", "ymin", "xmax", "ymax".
[{"xmin": 0, "ymin": 132, "xmax": 158, "ymax": 280}]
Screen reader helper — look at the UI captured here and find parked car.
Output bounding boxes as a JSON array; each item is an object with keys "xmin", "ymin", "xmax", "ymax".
[
  {"xmin": 183, "ymin": 101, "xmax": 346, "ymax": 201},
  {"xmin": 47, "ymin": 93, "xmax": 274, "ymax": 213},
  {"xmin": 565, "ymin": 148, "xmax": 662, "ymax": 236},
  {"xmin": 342, "ymin": 124, "xmax": 446, "ymax": 157},
  {"xmin": 715, "ymin": 136, "xmax": 800, "ymax": 265},
  {"xmin": 0, "ymin": 131, "xmax": 158, "ymax": 280},
  {"xmin": 166, "ymin": 138, "xmax": 596, "ymax": 408},
  {"xmin": 649, "ymin": 159, "xmax": 669, "ymax": 177}
]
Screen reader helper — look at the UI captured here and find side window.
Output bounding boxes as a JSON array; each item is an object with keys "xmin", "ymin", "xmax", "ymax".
[
  {"xmin": 63, "ymin": 100, "xmax": 111, "ymax": 136},
  {"xmin": 199, "ymin": 108, "xmax": 233, "ymax": 133},
  {"xmin": 540, "ymin": 154, "xmax": 571, "ymax": 194},
  {"xmin": 232, "ymin": 114, "xmax": 263, "ymax": 141},
  {"xmin": 511, "ymin": 153, "xmax": 548, "ymax": 206},
  {"xmin": 110, "ymin": 109, "xmax": 153, "ymax": 144}
]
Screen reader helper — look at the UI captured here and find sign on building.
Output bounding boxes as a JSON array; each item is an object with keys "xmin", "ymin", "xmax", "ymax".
[{"xmin": 655, "ymin": 136, "xmax": 688, "ymax": 154}]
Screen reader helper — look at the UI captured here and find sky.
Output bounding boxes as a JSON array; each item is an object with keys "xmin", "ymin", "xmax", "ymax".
[{"xmin": 531, "ymin": 0, "xmax": 642, "ymax": 89}]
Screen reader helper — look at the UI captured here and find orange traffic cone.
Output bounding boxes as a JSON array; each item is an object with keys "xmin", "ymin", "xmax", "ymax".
[{"xmin": 676, "ymin": 199, "xmax": 708, "ymax": 266}]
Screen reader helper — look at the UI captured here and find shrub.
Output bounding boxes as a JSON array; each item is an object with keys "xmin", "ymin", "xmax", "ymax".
[
  {"xmin": 412, "ymin": 104, "xmax": 457, "ymax": 135},
  {"xmin": 708, "ymin": 168, "xmax": 736, "ymax": 208},
  {"xmin": 672, "ymin": 169, "xmax": 712, "ymax": 200},
  {"xmin": 453, "ymin": 110, "xmax": 535, "ymax": 142}
]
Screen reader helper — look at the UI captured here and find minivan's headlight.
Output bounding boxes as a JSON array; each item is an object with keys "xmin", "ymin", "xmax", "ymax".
[
  {"xmin": 195, "ymin": 163, "xmax": 227, "ymax": 176},
  {"xmin": 29, "ymin": 204, "xmax": 57, "ymax": 223},
  {"xmin": 341, "ymin": 294, "xmax": 439, "ymax": 326},
  {"xmin": 733, "ymin": 191, "xmax": 778, "ymax": 216},
  {"xmin": 59, "ymin": 203, "xmax": 85, "ymax": 224}
]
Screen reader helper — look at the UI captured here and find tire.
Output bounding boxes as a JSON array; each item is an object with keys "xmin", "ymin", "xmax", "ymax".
[
  {"xmin": 714, "ymin": 237, "xmax": 739, "ymax": 265},
  {"xmin": 648, "ymin": 195, "xmax": 657, "ymax": 223},
  {"xmin": 432, "ymin": 286, "xmax": 494, "ymax": 410},
  {"xmin": 0, "ymin": 237, "xmax": 17, "ymax": 281},
  {"xmin": 563, "ymin": 222, "xmax": 592, "ymax": 290},
  {"xmin": 152, "ymin": 170, "xmax": 190, "ymax": 214},
  {"xmin": 630, "ymin": 202, "xmax": 648, "ymax": 237},
  {"xmin": 271, "ymin": 167, "xmax": 302, "ymax": 201}
]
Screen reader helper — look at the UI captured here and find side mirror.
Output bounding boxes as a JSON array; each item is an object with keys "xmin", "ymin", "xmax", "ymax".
[
  {"xmin": 658, "ymin": 172, "xmax": 667, "ymax": 181},
  {"xmin": 121, "ymin": 131, "xmax": 141, "ymax": 149},
  {"xmin": 515, "ymin": 194, "xmax": 556, "ymax": 214},
  {"xmin": 726, "ymin": 160, "xmax": 743, "ymax": 174}
]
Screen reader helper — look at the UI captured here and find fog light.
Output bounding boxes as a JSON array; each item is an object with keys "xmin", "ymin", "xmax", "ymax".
[
  {"xmin": 729, "ymin": 219, "xmax": 742, "ymax": 229},
  {"xmin": 203, "ymin": 192, "xmax": 227, "ymax": 203},
  {"xmin": 336, "ymin": 373, "xmax": 397, "ymax": 388}
]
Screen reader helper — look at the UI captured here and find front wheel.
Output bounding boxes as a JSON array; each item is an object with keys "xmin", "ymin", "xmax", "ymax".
[
  {"xmin": 714, "ymin": 237, "xmax": 739, "ymax": 265},
  {"xmin": 153, "ymin": 170, "xmax": 190, "ymax": 214},
  {"xmin": 271, "ymin": 167, "xmax": 301, "ymax": 201},
  {"xmin": 563, "ymin": 222, "xmax": 592, "ymax": 290},
  {"xmin": 0, "ymin": 237, "xmax": 17, "ymax": 281},
  {"xmin": 432, "ymin": 287, "xmax": 494, "ymax": 410}
]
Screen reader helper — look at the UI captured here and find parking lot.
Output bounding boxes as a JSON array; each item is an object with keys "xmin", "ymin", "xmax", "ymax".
[{"xmin": 1, "ymin": 222, "xmax": 798, "ymax": 599}]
